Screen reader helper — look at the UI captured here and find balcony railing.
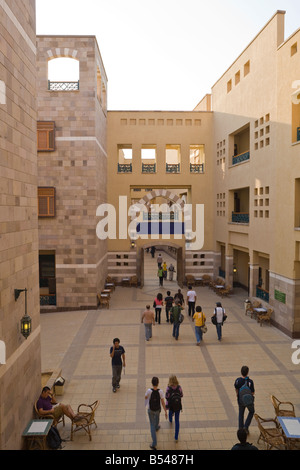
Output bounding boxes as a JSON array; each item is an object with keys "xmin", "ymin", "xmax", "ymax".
[
  {"xmin": 40, "ymin": 294, "xmax": 56, "ymax": 306},
  {"xmin": 48, "ymin": 80, "xmax": 80, "ymax": 91},
  {"xmin": 256, "ymin": 286, "xmax": 269, "ymax": 302},
  {"xmin": 232, "ymin": 150, "xmax": 250, "ymax": 166},
  {"xmin": 142, "ymin": 163, "xmax": 156, "ymax": 173},
  {"xmin": 118, "ymin": 163, "xmax": 132, "ymax": 173},
  {"xmin": 232, "ymin": 212, "xmax": 249, "ymax": 223},
  {"xmin": 190, "ymin": 163, "xmax": 204, "ymax": 173},
  {"xmin": 166, "ymin": 163, "xmax": 180, "ymax": 173}
]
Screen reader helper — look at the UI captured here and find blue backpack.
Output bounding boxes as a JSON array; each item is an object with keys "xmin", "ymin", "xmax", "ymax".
[{"xmin": 239, "ymin": 378, "xmax": 254, "ymax": 407}]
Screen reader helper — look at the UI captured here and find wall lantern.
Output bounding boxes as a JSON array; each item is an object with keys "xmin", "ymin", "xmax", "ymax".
[
  {"xmin": 130, "ymin": 240, "xmax": 136, "ymax": 249},
  {"xmin": 14, "ymin": 288, "xmax": 32, "ymax": 339},
  {"xmin": 233, "ymin": 264, "xmax": 237, "ymax": 274}
]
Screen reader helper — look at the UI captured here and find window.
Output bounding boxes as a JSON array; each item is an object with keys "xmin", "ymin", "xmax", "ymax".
[
  {"xmin": 38, "ymin": 187, "xmax": 56, "ymax": 217},
  {"xmin": 291, "ymin": 43, "xmax": 297, "ymax": 57},
  {"xmin": 48, "ymin": 57, "xmax": 79, "ymax": 91},
  {"xmin": 37, "ymin": 121, "xmax": 55, "ymax": 151}
]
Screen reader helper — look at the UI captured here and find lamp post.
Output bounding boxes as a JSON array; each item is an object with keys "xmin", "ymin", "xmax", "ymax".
[{"xmin": 14, "ymin": 288, "xmax": 32, "ymax": 339}]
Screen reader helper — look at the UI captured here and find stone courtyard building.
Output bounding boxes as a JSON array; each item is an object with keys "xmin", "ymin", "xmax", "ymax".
[{"xmin": 0, "ymin": 1, "xmax": 300, "ymax": 449}]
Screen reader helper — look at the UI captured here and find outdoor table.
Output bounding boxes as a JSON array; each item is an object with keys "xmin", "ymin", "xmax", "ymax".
[
  {"xmin": 277, "ymin": 416, "xmax": 300, "ymax": 449},
  {"xmin": 22, "ymin": 418, "xmax": 53, "ymax": 450},
  {"xmin": 254, "ymin": 308, "xmax": 267, "ymax": 313},
  {"xmin": 195, "ymin": 277, "xmax": 203, "ymax": 286}
]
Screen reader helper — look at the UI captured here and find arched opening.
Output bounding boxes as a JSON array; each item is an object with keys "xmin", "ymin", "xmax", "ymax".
[{"xmin": 48, "ymin": 57, "xmax": 80, "ymax": 91}]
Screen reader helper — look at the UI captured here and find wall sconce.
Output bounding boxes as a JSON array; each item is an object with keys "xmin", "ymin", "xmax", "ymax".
[
  {"xmin": 14, "ymin": 288, "xmax": 32, "ymax": 339},
  {"xmin": 130, "ymin": 240, "xmax": 136, "ymax": 249},
  {"xmin": 233, "ymin": 264, "xmax": 237, "ymax": 274}
]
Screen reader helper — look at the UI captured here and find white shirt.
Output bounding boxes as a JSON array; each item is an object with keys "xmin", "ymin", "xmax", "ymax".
[
  {"xmin": 145, "ymin": 388, "xmax": 164, "ymax": 409},
  {"xmin": 215, "ymin": 306, "xmax": 225, "ymax": 323},
  {"xmin": 187, "ymin": 290, "xmax": 196, "ymax": 302}
]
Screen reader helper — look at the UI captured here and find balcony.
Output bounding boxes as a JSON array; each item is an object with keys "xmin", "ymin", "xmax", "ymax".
[
  {"xmin": 256, "ymin": 286, "xmax": 269, "ymax": 302},
  {"xmin": 166, "ymin": 163, "xmax": 180, "ymax": 173},
  {"xmin": 118, "ymin": 163, "xmax": 132, "ymax": 173},
  {"xmin": 232, "ymin": 212, "xmax": 249, "ymax": 224},
  {"xmin": 190, "ymin": 163, "xmax": 204, "ymax": 173},
  {"xmin": 48, "ymin": 80, "xmax": 79, "ymax": 91},
  {"xmin": 232, "ymin": 150, "xmax": 250, "ymax": 166}
]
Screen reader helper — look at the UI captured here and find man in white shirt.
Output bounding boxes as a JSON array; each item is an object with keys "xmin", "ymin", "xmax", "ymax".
[
  {"xmin": 187, "ymin": 285, "xmax": 197, "ymax": 317},
  {"xmin": 145, "ymin": 377, "xmax": 167, "ymax": 450}
]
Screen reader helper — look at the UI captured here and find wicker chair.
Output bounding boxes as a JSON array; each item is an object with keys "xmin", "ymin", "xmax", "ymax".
[
  {"xmin": 97, "ymin": 294, "xmax": 110, "ymax": 309},
  {"xmin": 219, "ymin": 285, "xmax": 232, "ymax": 297},
  {"xmin": 271, "ymin": 395, "xmax": 296, "ymax": 417},
  {"xmin": 186, "ymin": 275, "xmax": 195, "ymax": 286},
  {"xmin": 34, "ymin": 400, "xmax": 65, "ymax": 427},
  {"xmin": 257, "ymin": 308, "xmax": 273, "ymax": 326},
  {"xmin": 71, "ymin": 400, "xmax": 99, "ymax": 441},
  {"xmin": 129, "ymin": 275, "xmax": 138, "ymax": 287},
  {"xmin": 254, "ymin": 414, "xmax": 287, "ymax": 450},
  {"xmin": 245, "ymin": 300, "xmax": 261, "ymax": 318},
  {"xmin": 202, "ymin": 275, "xmax": 211, "ymax": 286}
]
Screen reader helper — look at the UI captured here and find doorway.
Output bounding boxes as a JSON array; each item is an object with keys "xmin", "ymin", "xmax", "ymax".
[{"xmin": 138, "ymin": 244, "xmax": 184, "ymax": 288}]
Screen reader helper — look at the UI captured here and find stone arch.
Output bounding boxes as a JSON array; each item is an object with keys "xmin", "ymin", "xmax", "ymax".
[{"xmin": 137, "ymin": 189, "xmax": 185, "ymax": 209}]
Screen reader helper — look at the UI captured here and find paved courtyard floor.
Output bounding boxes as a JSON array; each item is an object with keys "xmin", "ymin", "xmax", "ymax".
[{"xmin": 40, "ymin": 250, "xmax": 300, "ymax": 452}]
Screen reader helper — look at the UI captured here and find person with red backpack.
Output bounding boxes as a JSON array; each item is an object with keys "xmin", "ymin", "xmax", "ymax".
[
  {"xmin": 165, "ymin": 375, "xmax": 183, "ymax": 443},
  {"xmin": 145, "ymin": 377, "xmax": 167, "ymax": 450}
]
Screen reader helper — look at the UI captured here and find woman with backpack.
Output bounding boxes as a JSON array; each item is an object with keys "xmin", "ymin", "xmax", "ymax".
[{"xmin": 165, "ymin": 375, "xmax": 183, "ymax": 442}]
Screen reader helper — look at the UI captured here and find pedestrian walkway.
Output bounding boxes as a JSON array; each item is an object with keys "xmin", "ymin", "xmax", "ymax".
[{"xmin": 40, "ymin": 250, "xmax": 300, "ymax": 450}]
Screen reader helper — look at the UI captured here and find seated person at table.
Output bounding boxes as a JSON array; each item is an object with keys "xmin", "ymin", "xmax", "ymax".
[{"xmin": 37, "ymin": 386, "xmax": 79, "ymax": 422}]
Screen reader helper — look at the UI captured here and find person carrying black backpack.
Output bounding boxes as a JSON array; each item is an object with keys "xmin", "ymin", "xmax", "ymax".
[
  {"xmin": 165, "ymin": 375, "xmax": 183, "ymax": 443},
  {"xmin": 145, "ymin": 377, "xmax": 167, "ymax": 450}
]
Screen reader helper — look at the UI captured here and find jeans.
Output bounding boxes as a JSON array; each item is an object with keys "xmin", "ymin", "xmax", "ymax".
[
  {"xmin": 144, "ymin": 323, "xmax": 152, "ymax": 340},
  {"xmin": 112, "ymin": 365, "xmax": 122, "ymax": 388},
  {"xmin": 195, "ymin": 326, "xmax": 203, "ymax": 343},
  {"xmin": 169, "ymin": 410, "xmax": 180, "ymax": 440},
  {"xmin": 148, "ymin": 409, "xmax": 160, "ymax": 447},
  {"xmin": 172, "ymin": 322, "xmax": 180, "ymax": 339},
  {"xmin": 155, "ymin": 307, "xmax": 162, "ymax": 324},
  {"xmin": 216, "ymin": 322, "xmax": 222, "ymax": 340},
  {"xmin": 165, "ymin": 306, "xmax": 171, "ymax": 322},
  {"xmin": 238, "ymin": 403, "xmax": 255, "ymax": 430},
  {"xmin": 188, "ymin": 301, "xmax": 195, "ymax": 316}
]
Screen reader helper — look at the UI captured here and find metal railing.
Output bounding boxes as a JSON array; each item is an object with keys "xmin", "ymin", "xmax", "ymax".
[
  {"xmin": 142, "ymin": 163, "xmax": 156, "ymax": 173},
  {"xmin": 232, "ymin": 212, "xmax": 249, "ymax": 223},
  {"xmin": 190, "ymin": 163, "xmax": 204, "ymax": 173},
  {"xmin": 118, "ymin": 163, "xmax": 132, "ymax": 173},
  {"xmin": 166, "ymin": 163, "xmax": 180, "ymax": 173},
  {"xmin": 232, "ymin": 150, "xmax": 250, "ymax": 166},
  {"xmin": 48, "ymin": 80, "xmax": 79, "ymax": 91}
]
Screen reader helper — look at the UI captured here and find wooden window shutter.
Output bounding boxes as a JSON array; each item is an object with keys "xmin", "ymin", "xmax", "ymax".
[
  {"xmin": 37, "ymin": 121, "xmax": 55, "ymax": 151},
  {"xmin": 38, "ymin": 187, "xmax": 56, "ymax": 217}
]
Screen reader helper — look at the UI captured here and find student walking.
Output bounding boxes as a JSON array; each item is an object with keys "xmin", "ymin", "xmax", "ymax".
[
  {"xmin": 141, "ymin": 305, "xmax": 155, "ymax": 341},
  {"xmin": 153, "ymin": 293, "xmax": 164, "ymax": 324},
  {"xmin": 165, "ymin": 375, "xmax": 183, "ymax": 442},
  {"xmin": 234, "ymin": 366, "xmax": 255, "ymax": 434},
  {"xmin": 145, "ymin": 377, "xmax": 167, "ymax": 450},
  {"xmin": 168, "ymin": 263, "xmax": 175, "ymax": 281},
  {"xmin": 170, "ymin": 300, "xmax": 183, "ymax": 340},
  {"xmin": 192, "ymin": 305, "xmax": 206, "ymax": 345},
  {"xmin": 109, "ymin": 338, "xmax": 126, "ymax": 393},
  {"xmin": 157, "ymin": 266, "xmax": 164, "ymax": 286},
  {"xmin": 187, "ymin": 285, "xmax": 197, "ymax": 317},
  {"xmin": 164, "ymin": 291, "xmax": 174, "ymax": 322},
  {"xmin": 212, "ymin": 301, "xmax": 226, "ymax": 341}
]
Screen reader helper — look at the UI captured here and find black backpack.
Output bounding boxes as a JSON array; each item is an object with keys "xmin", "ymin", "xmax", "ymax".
[
  {"xmin": 168, "ymin": 386, "xmax": 182, "ymax": 412},
  {"xmin": 46, "ymin": 426, "xmax": 62, "ymax": 450},
  {"xmin": 149, "ymin": 388, "xmax": 161, "ymax": 411}
]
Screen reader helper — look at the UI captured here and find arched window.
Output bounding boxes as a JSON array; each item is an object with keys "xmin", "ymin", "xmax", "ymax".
[{"xmin": 48, "ymin": 57, "xmax": 80, "ymax": 91}]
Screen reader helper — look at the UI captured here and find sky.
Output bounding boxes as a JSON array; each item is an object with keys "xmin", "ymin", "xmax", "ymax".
[{"xmin": 36, "ymin": 0, "xmax": 300, "ymax": 111}]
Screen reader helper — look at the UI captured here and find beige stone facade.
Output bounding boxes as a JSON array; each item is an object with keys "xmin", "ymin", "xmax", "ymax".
[
  {"xmin": 0, "ymin": 0, "xmax": 41, "ymax": 450},
  {"xmin": 1, "ymin": 4, "xmax": 300, "ymax": 450},
  {"xmin": 36, "ymin": 35, "xmax": 108, "ymax": 310}
]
